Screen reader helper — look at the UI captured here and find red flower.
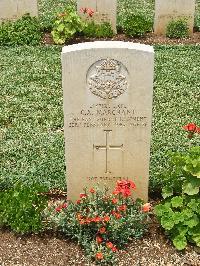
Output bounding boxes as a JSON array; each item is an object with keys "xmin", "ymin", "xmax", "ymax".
[
  {"xmin": 87, "ymin": 8, "xmax": 94, "ymax": 17},
  {"xmin": 96, "ymin": 235, "xmax": 103, "ymax": 244},
  {"xmin": 111, "ymin": 210, "xmax": 116, "ymax": 216},
  {"xmin": 93, "ymin": 216, "xmax": 101, "ymax": 223},
  {"xmin": 112, "ymin": 246, "xmax": 118, "ymax": 252},
  {"xmin": 114, "ymin": 212, "xmax": 121, "ymax": 219},
  {"xmin": 76, "ymin": 199, "xmax": 81, "ymax": 204},
  {"xmin": 103, "ymin": 216, "xmax": 110, "ymax": 222},
  {"xmin": 95, "ymin": 252, "xmax": 103, "ymax": 260},
  {"xmin": 55, "ymin": 206, "xmax": 62, "ymax": 212},
  {"xmin": 118, "ymin": 204, "xmax": 127, "ymax": 212},
  {"xmin": 114, "ymin": 179, "xmax": 136, "ymax": 198},
  {"xmin": 106, "ymin": 242, "xmax": 114, "ymax": 249},
  {"xmin": 79, "ymin": 219, "xmax": 85, "ymax": 225},
  {"xmin": 183, "ymin": 123, "xmax": 197, "ymax": 132},
  {"xmin": 80, "ymin": 193, "xmax": 87, "ymax": 199},
  {"xmin": 141, "ymin": 203, "xmax": 151, "ymax": 213},
  {"xmin": 62, "ymin": 203, "xmax": 68, "ymax": 209},
  {"xmin": 99, "ymin": 227, "xmax": 106, "ymax": 234},
  {"xmin": 89, "ymin": 188, "xmax": 95, "ymax": 193},
  {"xmin": 112, "ymin": 198, "xmax": 118, "ymax": 204}
]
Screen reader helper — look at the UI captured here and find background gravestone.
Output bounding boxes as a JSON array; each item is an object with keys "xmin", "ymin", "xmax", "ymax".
[
  {"xmin": 154, "ymin": 0, "xmax": 195, "ymax": 35},
  {"xmin": 62, "ymin": 41, "xmax": 154, "ymax": 202},
  {"xmin": 0, "ymin": 0, "xmax": 38, "ymax": 22},
  {"xmin": 77, "ymin": 0, "xmax": 117, "ymax": 33}
]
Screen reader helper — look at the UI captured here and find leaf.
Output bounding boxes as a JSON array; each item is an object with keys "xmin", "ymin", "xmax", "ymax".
[
  {"xmin": 182, "ymin": 181, "xmax": 199, "ymax": 195},
  {"xmin": 184, "ymin": 215, "xmax": 199, "ymax": 228},
  {"xmin": 154, "ymin": 203, "xmax": 172, "ymax": 217},
  {"xmin": 173, "ymin": 235, "xmax": 187, "ymax": 250},
  {"xmin": 162, "ymin": 187, "xmax": 173, "ymax": 199},
  {"xmin": 192, "ymin": 234, "xmax": 200, "ymax": 247},
  {"xmin": 171, "ymin": 196, "xmax": 183, "ymax": 208},
  {"xmin": 161, "ymin": 215, "xmax": 175, "ymax": 230},
  {"xmin": 187, "ymin": 199, "xmax": 199, "ymax": 212}
]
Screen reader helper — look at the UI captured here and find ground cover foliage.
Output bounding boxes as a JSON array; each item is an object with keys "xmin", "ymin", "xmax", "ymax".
[{"xmin": 0, "ymin": 45, "xmax": 200, "ymax": 192}]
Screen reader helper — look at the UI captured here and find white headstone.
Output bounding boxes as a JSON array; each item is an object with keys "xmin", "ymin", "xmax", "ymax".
[
  {"xmin": 77, "ymin": 0, "xmax": 117, "ymax": 33},
  {"xmin": 154, "ymin": 0, "xmax": 195, "ymax": 35},
  {"xmin": 62, "ymin": 41, "xmax": 154, "ymax": 202},
  {"xmin": 0, "ymin": 0, "xmax": 38, "ymax": 22}
]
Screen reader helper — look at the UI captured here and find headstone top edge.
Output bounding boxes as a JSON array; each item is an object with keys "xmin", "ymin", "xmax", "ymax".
[{"xmin": 62, "ymin": 41, "xmax": 154, "ymax": 54}]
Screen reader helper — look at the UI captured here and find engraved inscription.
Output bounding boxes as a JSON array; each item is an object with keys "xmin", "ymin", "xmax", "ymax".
[
  {"xmin": 93, "ymin": 130, "xmax": 123, "ymax": 174},
  {"xmin": 87, "ymin": 59, "xmax": 128, "ymax": 99},
  {"xmin": 68, "ymin": 103, "xmax": 148, "ymax": 128}
]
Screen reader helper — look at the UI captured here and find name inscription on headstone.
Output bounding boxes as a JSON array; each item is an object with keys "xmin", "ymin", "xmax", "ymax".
[{"xmin": 68, "ymin": 104, "xmax": 148, "ymax": 128}]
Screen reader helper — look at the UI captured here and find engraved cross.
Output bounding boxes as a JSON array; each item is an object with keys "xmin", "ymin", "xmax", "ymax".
[{"xmin": 93, "ymin": 130, "xmax": 123, "ymax": 174}]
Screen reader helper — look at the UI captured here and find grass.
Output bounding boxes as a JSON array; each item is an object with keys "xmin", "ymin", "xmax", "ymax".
[{"xmin": 0, "ymin": 45, "xmax": 199, "ymax": 192}]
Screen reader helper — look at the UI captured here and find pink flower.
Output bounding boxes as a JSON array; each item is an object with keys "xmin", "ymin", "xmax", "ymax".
[{"xmin": 141, "ymin": 203, "xmax": 151, "ymax": 213}]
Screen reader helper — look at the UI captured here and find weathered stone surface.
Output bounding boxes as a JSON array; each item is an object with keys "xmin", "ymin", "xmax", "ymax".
[
  {"xmin": 0, "ymin": 0, "xmax": 38, "ymax": 22},
  {"xmin": 62, "ymin": 41, "xmax": 154, "ymax": 202},
  {"xmin": 77, "ymin": 0, "xmax": 117, "ymax": 33},
  {"xmin": 154, "ymin": 0, "xmax": 195, "ymax": 35}
]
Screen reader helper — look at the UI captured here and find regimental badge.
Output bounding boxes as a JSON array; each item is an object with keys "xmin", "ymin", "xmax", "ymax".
[{"xmin": 87, "ymin": 58, "xmax": 128, "ymax": 99}]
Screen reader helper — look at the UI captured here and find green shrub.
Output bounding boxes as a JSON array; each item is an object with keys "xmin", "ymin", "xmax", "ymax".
[
  {"xmin": 51, "ymin": 7, "xmax": 84, "ymax": 44},
  {"xmin": 38, "ymin": 0, "xmax": 76, "ymax": 31},
  {"xmin": 155, "ymin": 125, "xmax": 200, "ymax": 250},
  {"xmin": 166, "ymin": 19, "xmax": 189, "ymax": 39},
  {"xmin": 122, "ymin": 13, "xmax": 152, "ymax": 37},
  {"xmin": 0, "ymin": 183, "xmax": 48, "ymax": 234},
  {"xmin": 83, "ymin": 22, "xmax": 114, "ymax": 38},
  {"xmin": 43, "ymin": 179, "xmax": 150, "ymax": 264},
  {"xmin": 0, "ymin": 14, "xmax": 42, "ymax": 46}
]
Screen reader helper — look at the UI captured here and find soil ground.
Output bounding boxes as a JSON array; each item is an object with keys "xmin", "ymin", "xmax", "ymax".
[
  {"xmin": 42, "ymin": 32, "xmax": 200, "ymax": 46},
  {"xmin": 0, "ymin": 219, "xmax": 199, "ymax": 266}
]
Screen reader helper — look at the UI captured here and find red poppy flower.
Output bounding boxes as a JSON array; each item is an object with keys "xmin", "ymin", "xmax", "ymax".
[
  {"xmin": 89, "ymin": 188, "xmax": 95, "ymax": 193},
  {"xmin": 99, "ymin": 227, "xmax": 106, "ymax": 234},
  {"xmin": 96, "ymin": 235, "xmax": 103, "ymax": 244},
  {"xmin": 95, "ymin": 252, "xmax": 103, "ymax": 260},
  {"xmin": 141, "ymin": 203, "xmax": 151, "ymax": 213},
  {"xmin": 76, "ymin": 199, "xmax": 81, "ymax": 204}
]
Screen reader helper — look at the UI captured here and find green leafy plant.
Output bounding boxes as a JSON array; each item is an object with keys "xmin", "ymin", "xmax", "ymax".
[
  {"xmin": 43, "ymin": 179, "xmax": 151, "ymax": 264},
  {"xmin": 83, "ymin": 21, "xmax": 114, "ymax": 38},
  {"xmin": 51, "ymin": 7, "xmax": 84, "ymax": 44},
  {"xmin": 0, "ymin": 183, "xmax": 48, "ymax": 234},
  {"xmin": 122, "ymin": 13, "xmax": 152, "ymax": 37},
  {"xmin": 155, "ymin": 124, "xmax": 200, "ymax": 250},
  {"xmin": 0, "ymin": 14, "xmax": 42, "ymax": 46},
  {"xmin": 166, "ymin": 19, "xmax": 189, "ymax": 39}
]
